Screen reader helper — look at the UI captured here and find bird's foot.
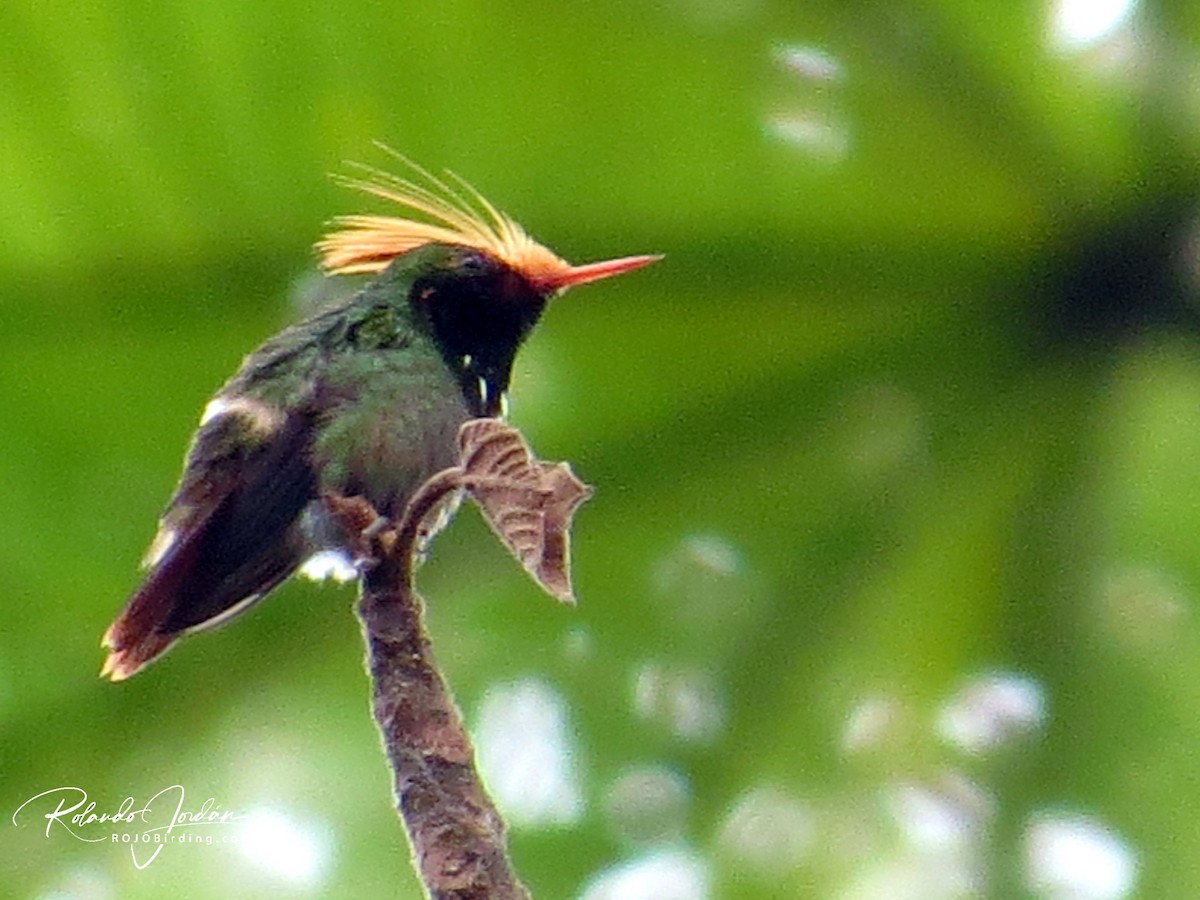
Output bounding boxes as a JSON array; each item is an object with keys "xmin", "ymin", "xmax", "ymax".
[{"xmin": 320, "ymin": 493, "xmax": 393, "ymax": 570}]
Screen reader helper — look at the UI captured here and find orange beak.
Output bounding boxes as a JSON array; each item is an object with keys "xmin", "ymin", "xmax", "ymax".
[{"xmin": 536, "ymin": 254, "xmax": 662, "ymax": 293}]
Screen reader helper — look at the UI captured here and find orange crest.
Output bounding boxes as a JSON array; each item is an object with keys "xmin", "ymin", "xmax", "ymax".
[{"xmin": 317, "ymin": 150, "xmax": 660, "ymax": 293}]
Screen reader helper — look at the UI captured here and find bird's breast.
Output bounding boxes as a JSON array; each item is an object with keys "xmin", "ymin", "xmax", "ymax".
[{"xmin": 310, "ymin": 349, "xmax": 468, "ymax": 520}]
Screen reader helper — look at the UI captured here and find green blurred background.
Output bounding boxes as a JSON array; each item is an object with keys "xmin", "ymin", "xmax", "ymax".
[{"xmin": 4, "ymin": 1, "xmax": 1200, "ymax": 898}]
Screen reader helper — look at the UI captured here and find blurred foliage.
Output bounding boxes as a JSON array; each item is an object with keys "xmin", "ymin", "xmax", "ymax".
[{"xmin": 4, "ymin": 1, "xmax": 1200, "ymax": 898}]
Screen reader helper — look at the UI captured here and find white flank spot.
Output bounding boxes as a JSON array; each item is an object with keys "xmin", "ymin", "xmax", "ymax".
[{"xmin": 299, "ymin": 550, "xmax": 359, "ymax": 583}]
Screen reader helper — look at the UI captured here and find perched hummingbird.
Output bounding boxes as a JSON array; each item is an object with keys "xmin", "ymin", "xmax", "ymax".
[{"xmin": 101, "ymin": 161, "xmax": 658, "ymax": 681}]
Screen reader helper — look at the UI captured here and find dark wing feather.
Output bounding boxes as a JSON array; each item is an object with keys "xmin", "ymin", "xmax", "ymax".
[{"xmin": 102, "ymin": 407, "xmax": 318, "ymax": 680}]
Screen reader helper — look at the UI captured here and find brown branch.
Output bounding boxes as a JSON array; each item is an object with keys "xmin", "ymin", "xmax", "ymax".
[
  {"xmin": 338, "ymin": 419, "xmax": 591, "ymax": 899},
  {"xmin": 343, "ymin": 480, "xmax": 529, "ymax": 900}
]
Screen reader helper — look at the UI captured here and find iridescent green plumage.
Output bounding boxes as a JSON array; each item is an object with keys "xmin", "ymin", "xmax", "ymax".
[{"xmin": 102, "ymin": 166, "xmax": 658, "ymax": 680}]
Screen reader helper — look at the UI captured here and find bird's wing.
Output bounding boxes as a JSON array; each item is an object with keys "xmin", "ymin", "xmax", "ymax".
[{"xmin": 101, "ymin": 399, "xmax": 319, "ymax": 681}]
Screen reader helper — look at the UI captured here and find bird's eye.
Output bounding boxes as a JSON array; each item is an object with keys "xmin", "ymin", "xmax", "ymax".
[{"xmin": 458, "ymin": 250, "xmax": 488, "ymax": 273}]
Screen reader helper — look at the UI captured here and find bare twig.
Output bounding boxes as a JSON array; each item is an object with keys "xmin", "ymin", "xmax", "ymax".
[{"xmin": 340, "ymin": 419, "xmax": 592, "ymax": 899}]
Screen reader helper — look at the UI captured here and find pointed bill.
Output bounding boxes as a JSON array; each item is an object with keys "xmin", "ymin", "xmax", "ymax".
[{"xmin": 533, "ymin": 254, "xmax": 662, "ymax": 293}]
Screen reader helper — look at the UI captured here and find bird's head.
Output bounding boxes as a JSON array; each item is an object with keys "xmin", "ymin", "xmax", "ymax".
[{"xmin": 317, "ymin": 155, "xmax": 659, "ymax": 415}]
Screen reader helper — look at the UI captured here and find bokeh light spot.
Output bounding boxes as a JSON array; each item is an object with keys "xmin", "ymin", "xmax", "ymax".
[
  {"xmin": 632, "ymin": 662, "xmax": 725, "ymax": 744},
  {"xmin": 775, "ymin": 45, "xmax": 844, "ymax": 83},
  {"xmin": 885, "ymin": 773, "xmax": 992, "ymax": 852},
  {"xmin": 475, "ymin": 677, "xmax": 584, "ymax": 827},
  {"xmin": 1096, "ymin": 566, "xmax": 1188, "ymax": 651},
  {"xmin": 235, "ymin": 808, "xmax": 332, "ymax": 888},
  {"xmin": 842, "ymin": 693, "xmax": 906, "ymax": 755},
  {"xmin": 717, "ymin": 785, "xmax": 814, "ymax": 876},
  {"xmin": 768, "ymin": 42, "xmax": 850, "ymax": 160},
  {"xmin": 1048, "ymin": 0, "xmax": 1137, "ymax": 50},
  {"xmin": 936, "ymin": 671, "xmax": 1047, "ymax": 755},
  {"xmin": 1024, "ymin": 812, "xmax": 1138, "ymax": 900},
  {"xmin": 653, "ymin": 532, "xmax": 756, "ymax": 634},
  {"xmin": 765, "ymin": 115, "xmax": 850, "ymax": 161},
  {"xmin": 578, "ymin": 848, "xmax": 710, "ymax": 900},
  {"xmin": 33, "ymin": 867, "xmax": 114, "ymax": 900},
  {"xmin": 603, "ymin": 764, "xmax": 691, "ymax": 846}
]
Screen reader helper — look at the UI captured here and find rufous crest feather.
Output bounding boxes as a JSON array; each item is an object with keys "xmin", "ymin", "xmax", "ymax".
[
  {"xmin": 318, "ymin": 148, "xmax": 661, "ymax": 292},
  {"xmin": 317, "ymin": 150, "xmax": 572, "ymax": 283}
]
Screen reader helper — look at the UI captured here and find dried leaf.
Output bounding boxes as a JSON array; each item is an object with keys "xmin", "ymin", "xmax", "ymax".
[{"xmin": 456, "ymin": 420, "xmax": 592, "ymax": 603}]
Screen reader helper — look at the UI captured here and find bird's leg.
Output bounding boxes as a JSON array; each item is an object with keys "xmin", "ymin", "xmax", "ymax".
[
  {"xmin": 320, "ymin": 492, "xmax": 392, "ymax": 571},
  {"xmin": 361, "ymin": 514, "xmax": 391, "ymax": 542}
]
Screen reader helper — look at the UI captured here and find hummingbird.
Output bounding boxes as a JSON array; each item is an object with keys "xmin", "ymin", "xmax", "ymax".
[{"xmin": 101, "ymin": 160, "xmax": 658, "ymax": 681}]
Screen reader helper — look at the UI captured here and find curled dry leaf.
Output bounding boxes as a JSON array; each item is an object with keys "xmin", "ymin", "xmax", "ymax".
[{"xmin": 456, "ymin": 419, "xmax": 593, "ymax": 603}]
